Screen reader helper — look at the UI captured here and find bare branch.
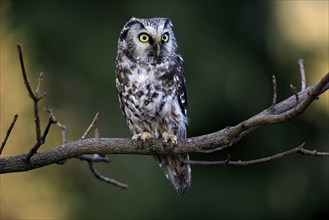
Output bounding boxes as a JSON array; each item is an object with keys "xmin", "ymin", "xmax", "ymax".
[
  {"xmin": 17, "ymin": 44, "xmax": 49, "ymax": 162},
  {"xmin": 290, "ymin": 84, "xmax": 299, "ymax": 104},
  {"xmin": 78, "ymin": 112, "xmax": 126, "ymax": 189},
  {"xmin": 2, "ymin": 44, "xmax": 328, "ymax": 194},
  {"xmin": 17, "ymin": 44, "xmax": 35, "ymax": 100},
  {"xmin": 45, "ymin": 108, "xmax": 109, "ymax": 168},
  {"xmin": 25, "ymin": 115, "xmax": 57, "ymax": 162},
  {"xmin": 35, "ymin": 72, "xmax": 45, "ymax": 97},
  {"xmin": 44, "ymin": 107, "xmax": 67, "ymax": 144},
  {"xmin": 272, "ymin": 74, "xmax": 277, "ymax": 106},
  {"xmin": 81, "ymin": 112, "xmax": 101, "ymax": 140},
  {"xmin": 298, "ymin": 58, "xmax": 306, "ymax": 90},
  {"xmin": 0, "ymin": 114, "xmax": 19, "ymax": 155},
  {"xmin": 0, "ymin": 72, "xmax": 328, "ymax": 173},
  {"xmin": 76, "ymin": 112, "xmax": 103, "ymax": 162},
  {"xmin": 88, "ymin": 162, "xmax": 128, "ymax": 189},
  {"xmin": 181, "ymin": 143, "xmax": 329, "ymax": 166},
  {"xmin": 41, "ymin": 117, "xmax": 57, "ymax": 143}
]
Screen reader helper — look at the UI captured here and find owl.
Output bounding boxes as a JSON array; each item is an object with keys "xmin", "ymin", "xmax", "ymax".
[{"xmin": 115, "ymin": 17, "xmax": 191, "ymax": 195}]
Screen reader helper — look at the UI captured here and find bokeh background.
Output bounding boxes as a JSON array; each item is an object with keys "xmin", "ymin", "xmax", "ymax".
[{"xmin": 1, "ymin": 0, "xmax": 328, "ymax": 219}]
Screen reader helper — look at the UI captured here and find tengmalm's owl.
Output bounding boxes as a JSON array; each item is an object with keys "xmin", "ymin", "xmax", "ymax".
[{"xmin": 115, "ymin": 17, "xmax": 191, "ymax": 195}]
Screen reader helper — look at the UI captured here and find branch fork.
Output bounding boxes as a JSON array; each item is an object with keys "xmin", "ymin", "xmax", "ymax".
[{"xmin": 1, "ymin": 45, "xmax": 328, "ymax": 192}]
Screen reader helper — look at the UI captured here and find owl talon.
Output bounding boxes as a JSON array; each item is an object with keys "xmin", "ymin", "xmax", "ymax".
[
  {"xmin": 162, "ymin": 132, "xmax": 177, "ymax": 145},
  {"xmin": 132, "ymin": 132, "xmax": 154, "ymax": 142}
]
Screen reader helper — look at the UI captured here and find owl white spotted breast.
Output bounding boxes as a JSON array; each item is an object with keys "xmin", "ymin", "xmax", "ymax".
[{"xmin": 115, "ymin": 17, "xmax": 191, "ymax": 195}]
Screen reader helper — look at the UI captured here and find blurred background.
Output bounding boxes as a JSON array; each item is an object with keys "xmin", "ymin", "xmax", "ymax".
[{"xmin": 1, "ymin": 0, "xmax": 328, "ymax": 219}]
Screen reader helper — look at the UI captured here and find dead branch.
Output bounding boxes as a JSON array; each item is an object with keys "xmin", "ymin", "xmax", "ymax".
[
  {"xmin": 181, "ymin": 143, "xmax": 329, "ymax": 166},
  {"xmin": 298, "ymin": 58, "xmax": 306, "ymax": 90},
  {"xmin": 44, "ymin": 107, "xmax": 68, "ymax": 144},
  {"xmin": 88, "ymin": 162, "xmax": 128, "ymax": 189},
  {"xmin": 75, "ymin": 112, "xmax": 126, "ymax": 188},
  {"xmin": 44, "ymin": 107, "xmax": 114, "ymax": 181},
  {"xmin": 0, "ymin": 44, "xmax": 328, "ymax": 193},
  {"xmin": 0, "ymin": 114, "xmax": 19, "ymax": 154},
  {"xmin": 271, "ymin": 75, "xmax": 277, "ymax": 106},
  {"xmin": 1, "ymin": 73, "xmax": 328, "ymax": 170},
  {"xmin": 290, "ymin": 84, "xmax": 299, "ymax": 104},
  {"xmin": 17, "ymin": 44, "xmax": 50, "ymax": 163},
  {"xmin": 80, "ymin": 112, "xmax": 101, "ymax": 140},
  {"xmin": 0, "ymin": 71, "xmax": 328, "ymax": 174}
]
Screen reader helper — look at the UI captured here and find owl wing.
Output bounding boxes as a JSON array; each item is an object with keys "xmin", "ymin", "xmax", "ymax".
[
  {"xmin": 115, "ymin": 67, "xmax": 129, "ymax": 121},
  {"xmin": 174, "ymin": 55, "xmax": 188, "ymax": 117}
]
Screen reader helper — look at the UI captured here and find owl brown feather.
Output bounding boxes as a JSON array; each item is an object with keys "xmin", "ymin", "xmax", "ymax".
[{"xmin": 115, "ymin": 17, "xmax": 191, "ymax": 195}]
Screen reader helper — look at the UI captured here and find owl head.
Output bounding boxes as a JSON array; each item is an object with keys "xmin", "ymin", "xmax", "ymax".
[{"xmin": 117, "ymin": 17, "xmax": 178, "ymax": 63}]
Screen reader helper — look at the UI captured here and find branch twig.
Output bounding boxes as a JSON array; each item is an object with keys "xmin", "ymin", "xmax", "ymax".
[
  {"xmin": 80, "ymin": 112, "xmax": 101, "ymax": 140},
  {"xmin": 77, "ymin": 112, "xmax": 127, "ymax": 188},
  {"xmin": 0, "ymin": 71, "xmax": 328, "ymax": 173},
  {"xmin": 272, "ymin": 74, "xmax": 277, "ymax": 106},
  {"xmin": 17, "ymin": 44, "xmax": 36, "ymax": 100},
  {"xmin": 181, "ymin": 143, "xmax": 329, "ymax": 166},
  {"xmin": 17, "ymin": 44, "xmax": 49, "ymax": 163},
  {"xmin": 2, "ymin": 44, "xmax": 328, "ymax": 193},
  {"xmin": 0, "ymin": 114, "xmax": 19, "ymax": 155},
  {"xmin": 290, "ymin": 84, "xmax": 299, "ymax": 104},
  {"xmin": 88, "ymin": 162, "xmax": 128, "ymax": 189},
  {"xmin": 298, "ymin": 58, "xmax": 306, "ymax": 90},
  {"xmin": 44, "ymin": 107, "xmax": 67, "ymax": 144},
  {"xmin": 35, "ymin": 72, "xmax": 44, "ymax": 96}
]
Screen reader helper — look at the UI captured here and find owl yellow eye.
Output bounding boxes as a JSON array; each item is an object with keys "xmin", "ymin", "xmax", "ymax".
[
  {"xmin": 139, "ymin": 33, "xmax": 150, "ymax": 42},
  {"xmin": 161, "ymin": 33, "xmax": 169, "ymax": 42}
]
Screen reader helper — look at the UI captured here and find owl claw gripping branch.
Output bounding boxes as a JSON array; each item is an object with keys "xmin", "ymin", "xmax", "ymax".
[
  {"xmin": 162, "ymin": 131, "xmax": 178, "ymax": 145},
  {"xmin": 115, "ymin": 17, "xmax": 191, "ymax": 195},
  {"xmin": 132, "ymin": 131, "xmax": 154, "ymax": 142}
]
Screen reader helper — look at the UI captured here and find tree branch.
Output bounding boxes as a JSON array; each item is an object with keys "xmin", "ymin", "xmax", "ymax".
[
  {"xmin": 80, "ymin": 112, "xmax": 100, "ymax": 140},
  {"xmin": 181, "ymin": 143, "xmax": 329, "ymax": 166},
  {"xmin": 0, "ymin": 114, "xmax": 19, "ymax": 154},
  {"xmin": 1, "ymin": 45, "xmax": 328, "ymax": 193},
  {"xmin": 44, "ymin": 107, "xmax": 68, "ymax": 144},
  {"xmin": 298, "ymin": 58, "xmax": 306, "ymax": 90},
  {"xmin": 17, "ymin": 44, "xmax": 49, "ymax": 163},
  {"xmin": 88, "ymin": 162, "xmax": 128, "ymax": 189},
  {"xmin": 0, "ymin": 71, "xmax": 328, "ymax": 173},
  {"xmin": 271, "ymin": 74, "xmax": 277, "ymax": 106}
]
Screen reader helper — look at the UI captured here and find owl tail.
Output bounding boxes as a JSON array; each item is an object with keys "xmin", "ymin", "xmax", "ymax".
[{"xmin": 154, "ymin": 154, "xmax": 191, "ymax": 196}]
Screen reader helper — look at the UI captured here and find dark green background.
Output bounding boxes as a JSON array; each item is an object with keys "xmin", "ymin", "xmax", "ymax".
[{"xmin": 2, "ymin": 1, "xmax": 328, "ymax": 219}]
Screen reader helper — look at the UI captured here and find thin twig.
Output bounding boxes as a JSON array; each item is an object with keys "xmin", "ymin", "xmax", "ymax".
[
  {"xmin": 17, "ymin": 44, "xmax": 35, "ymax": 99},
  {"xmin": 17, "ymin": 44, "xmax": 48, "ymax": 162},
  {"xmin": 58, "ymin": 123, "xmax": 68, "ymax": 144},
  {"xmin": 25, "ymin": 115, "xmax": 57, "ymax": 162},
  {"xmin": 40, "ymin": 117, "xmax": 57, "ymax": 143},
  {"xmin": 290, "ymin": 84, "xmax": 299, "ymax": 104},
  {"xmin": 298, "ymin": 147, "xmax": 329, "ymax": 156},
  {"xmin": 44, "ymin": 107, "xmax": 67, "ymax": 144},
  {"xmin": 298, "ymin": 59, "xmax": 306, "ymax": 90},
  {"xmin": 17, "ymin": 44, "xmax": 44, "ymax": 141},
  {"xmin": 2, "ymin": 48, "xmax": 328, "ymax": 193},
  {"xmin": 35, "ymin": 72, "xmax": 45, "ymax": 96},
  {"xmin": 81, "ymin": 112, "xmax": 101, "ymax": 140},
  {"xmin": 88, "ymin": 162, "xmax": 128, "ymax": 189},
  {"xmin": 272, "ymin": 75, "xmax": 277, "ymax": 106},
  {"xmin": 0, "ymin": 114, "xmax": 19, "ymax": 155},
  {"xmin": 78, "ymin": 113, "xmax": 125, "ymax": 189},
  {"xmin": 181, "ymin": 143, "xmax": 329, "ymax": 166},
  {"xmin": 44, "ymin": 107, "xmax": 68, "ymax": 165}
]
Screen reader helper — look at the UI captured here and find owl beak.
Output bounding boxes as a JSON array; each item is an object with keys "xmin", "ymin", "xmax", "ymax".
[{"xmin": 155, "ymin": 43, "xmax": 161, "ymax": 57}]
